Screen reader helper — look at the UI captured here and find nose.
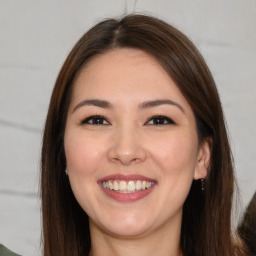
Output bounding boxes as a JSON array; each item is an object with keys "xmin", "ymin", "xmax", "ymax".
[{"xmin": 107, "ymin": 126, "xmax": 147, "ymax": 166}]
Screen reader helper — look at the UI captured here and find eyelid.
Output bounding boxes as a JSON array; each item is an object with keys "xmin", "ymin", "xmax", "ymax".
[
  {"xmin": 145, "ymin": 115, "xmax": 176, "ymax": 125},
  {"xmin": 80, "ymin": 115, "xmax": 110, "ymax": 125}
]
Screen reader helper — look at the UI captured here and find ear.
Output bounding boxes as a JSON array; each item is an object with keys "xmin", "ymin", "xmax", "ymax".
[{"xmin": 193, "ymin": 138, "xmax": 212, "ymax": 180}]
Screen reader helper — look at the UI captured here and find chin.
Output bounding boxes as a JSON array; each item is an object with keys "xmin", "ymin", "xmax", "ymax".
[
  {"xmin": 91, "ymin": 212, "xmax": 154, "ymax": 238},
  {"xmin": 104, "ymin": 222, "xmax": 152, "ymax": 238}
]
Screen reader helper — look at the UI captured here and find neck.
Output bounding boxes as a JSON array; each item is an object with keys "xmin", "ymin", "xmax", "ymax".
[{"xmin": 89, "ymin": 217, "xmax": 183, "ymax": 256}]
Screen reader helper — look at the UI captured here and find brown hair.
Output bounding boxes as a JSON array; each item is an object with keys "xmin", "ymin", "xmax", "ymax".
[
  {"xmin": 41, "ymin": 14, "xmax": 243, "ymax": 256},
  {"xmin": 238, "ymin": 192, "xmax": 256, "ymax": 255}
]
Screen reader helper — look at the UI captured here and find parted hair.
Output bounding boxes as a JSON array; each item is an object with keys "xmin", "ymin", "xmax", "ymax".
[{"xmin": 41, "ymin": 14, "xmax": 245, "ymax": 256}]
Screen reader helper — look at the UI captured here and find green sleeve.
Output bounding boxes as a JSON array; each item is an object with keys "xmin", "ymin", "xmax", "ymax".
[{"xmin": 0, "ymin": 244, "xmax": 21, "ymax": 256}]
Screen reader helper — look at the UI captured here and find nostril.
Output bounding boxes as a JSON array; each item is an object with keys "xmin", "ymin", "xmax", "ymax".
[
  {"xmin": 108, "ymin": 146, "xmax": 147, "ymax": 165},
  {"xmin": 107, "ymin": 131, "xmax": 147, "ymax": 165}
]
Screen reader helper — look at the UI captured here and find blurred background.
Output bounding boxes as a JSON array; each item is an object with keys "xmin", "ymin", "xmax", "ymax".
[{"xmin": 0, "ymin": 0, "xmax": 255, "ymax": 255}]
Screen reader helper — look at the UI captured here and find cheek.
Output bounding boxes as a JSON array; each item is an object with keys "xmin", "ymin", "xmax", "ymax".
[
  {"xmin": 64, "ymin": 131, "xmax": 103, "ymax": 177},
  {"xmin": 64, "ymin": 131, "xmax": 104, "ymax": 214},
  {"xmin": 150, "ymin": 131, "xmax": 198, "ymax": 177}
]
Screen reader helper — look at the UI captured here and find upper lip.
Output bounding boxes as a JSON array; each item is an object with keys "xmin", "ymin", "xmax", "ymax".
[{"xmin": 98, "ymin": 174, "xmax": 157, "ymax": 183}]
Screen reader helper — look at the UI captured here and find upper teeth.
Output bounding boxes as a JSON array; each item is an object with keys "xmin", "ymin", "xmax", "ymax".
[{"xmin": 102, "ymin": 180, "xmax": 154, "ymax": 193}]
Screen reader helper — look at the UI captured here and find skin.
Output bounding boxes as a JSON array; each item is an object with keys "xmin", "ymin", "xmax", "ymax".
[{"xmin": 64, "ymin": 48, "xmax": 211, "ymax": 256}]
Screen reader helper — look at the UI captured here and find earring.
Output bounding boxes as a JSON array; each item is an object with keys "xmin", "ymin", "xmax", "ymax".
[
  {"xmin": 201, "ymin": 178, "xmax": 205, "ymax": 191},
  {"xmin": 65, "ymin": 169, "xmax": 68, "ymax": 176}
]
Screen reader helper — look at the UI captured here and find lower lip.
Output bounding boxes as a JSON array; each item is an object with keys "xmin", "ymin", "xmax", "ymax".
[{"xmin": 99, "ymin": 183, "xmax": 156, "ymax": 202}]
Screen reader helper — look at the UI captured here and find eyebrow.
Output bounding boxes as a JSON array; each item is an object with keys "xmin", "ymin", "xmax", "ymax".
[
  {"xmin": 139, "ymin": 99, "xmax": 185, "ymax": 113},
  {"xmin": 72, "ymin": 99, "xmax": 112, "ymax": 113},
  {"xmin": 72, "ymin": 98, "xmax": 184, "ymax": 113}
]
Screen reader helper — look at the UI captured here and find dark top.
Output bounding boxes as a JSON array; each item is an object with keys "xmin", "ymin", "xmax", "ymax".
[{"xmin": 0, "ymin": 244, "xmax": 21, "ymax": 256}]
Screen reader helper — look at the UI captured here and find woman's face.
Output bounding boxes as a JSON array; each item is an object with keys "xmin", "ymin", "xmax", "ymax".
[{"xmin": 64, "ymin": 48, "xmax": 210, "ymax": 238}]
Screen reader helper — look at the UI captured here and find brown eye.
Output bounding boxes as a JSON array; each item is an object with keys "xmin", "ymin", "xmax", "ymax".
[
  {"xmin": 146, "ymin": 115, "xmax": 176, "ymax": 125},
  {"xmin": 81, "ymin": 115, "xmax": 110, "ymax": 125}
]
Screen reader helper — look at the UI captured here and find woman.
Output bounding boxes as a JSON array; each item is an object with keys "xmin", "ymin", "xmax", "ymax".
[{"xmin": 41, "ymin": 14, "xmax": 248, "ymax": 256}]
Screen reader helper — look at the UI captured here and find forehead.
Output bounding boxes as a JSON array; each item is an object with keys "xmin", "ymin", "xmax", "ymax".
[
  {"xmin": 71, "ymin": 48, "xmax": 192, "ymax": 112},
  {"xmin": 75, "ymin": 48, "xmax": 168, "ymax": 89}
]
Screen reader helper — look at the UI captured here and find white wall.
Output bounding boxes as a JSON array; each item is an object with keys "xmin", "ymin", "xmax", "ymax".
[{"xmin": 0, "ymin": 0, "xmax": 255, "ymax": 255}]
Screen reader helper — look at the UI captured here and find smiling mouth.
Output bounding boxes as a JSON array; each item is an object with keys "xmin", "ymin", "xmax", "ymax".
[{"xmin": 102, "ymin": 180, "xmax": 155, "ymax": 193}]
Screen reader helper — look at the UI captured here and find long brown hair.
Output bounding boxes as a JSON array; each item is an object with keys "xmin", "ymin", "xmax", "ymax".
[{"xmin": 41, "ymin": 14, "xmax": 242, "ymax": 256}]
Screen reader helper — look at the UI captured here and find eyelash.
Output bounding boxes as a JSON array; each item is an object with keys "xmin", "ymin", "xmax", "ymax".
[
  {"xmin": 145, "ymin": 115, "xmax": 176, "ymax": 125},
  {"xmin": 80, "ymin": 115, "xmax": 176, "ymax": 126},
  {"xmin": 80, "ymin": 115, "xmax": 110, "ymax": 125}
]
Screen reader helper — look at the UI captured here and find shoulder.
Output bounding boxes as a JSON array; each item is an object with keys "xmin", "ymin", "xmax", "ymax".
[{"xmin": 0, "ymin": 244, "xmax": 22, "ymax": 256}]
